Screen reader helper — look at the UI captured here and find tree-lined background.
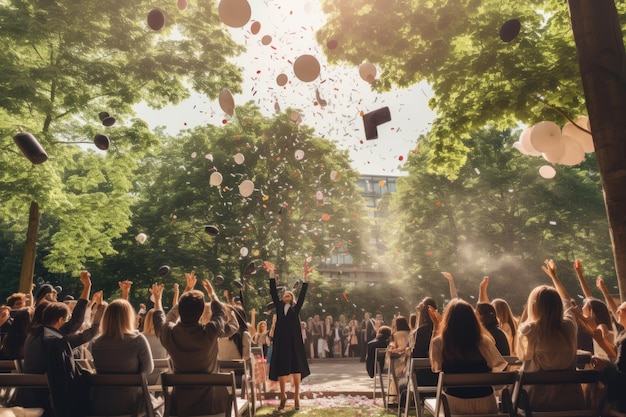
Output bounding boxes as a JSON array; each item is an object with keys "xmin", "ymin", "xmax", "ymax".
[{"xmin": 0, "ymin": 0, "xmax": 623, "ymax": 319}]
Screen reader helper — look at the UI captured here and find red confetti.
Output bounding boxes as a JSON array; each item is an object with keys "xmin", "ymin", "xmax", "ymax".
[
  {"xmin": 342, "ymin": 293, "xmax": 349, "ymax": 302},
  {"xmin": 222, "ymin": 119, "xmax": 228, "ymax": 124},
  {"xmin": 398, "ymin": 155, "xmax": 404, "ymax": 161}
]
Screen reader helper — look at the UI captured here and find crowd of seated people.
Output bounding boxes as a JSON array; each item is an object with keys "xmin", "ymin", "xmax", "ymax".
[
  {"xmin": 361, "ymin": 259, "xmax": 626, "ymax": 417},
  {"xmin": 2, "ymin": 257, "xmax": 626, "ymax": 417}
]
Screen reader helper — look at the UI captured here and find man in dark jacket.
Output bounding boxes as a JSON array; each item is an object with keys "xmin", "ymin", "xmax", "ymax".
[{"xmin": 366, "ymin": 326, "xmax": 392, "ymax": 378}]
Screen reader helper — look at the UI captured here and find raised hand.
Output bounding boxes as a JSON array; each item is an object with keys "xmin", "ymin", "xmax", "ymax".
[
  {"xmin": 202, "ymin": 279, "xmax": 217, "ymax": 301},
  {"xmin": 149, "ymin": 283, "xmax": 165, "ymax": 310},
  {"xmin": 478, "ymin": 276, "xmax": 490, "ymax": 303},
  {"xmin": 118, "ymin": 280, "xmax": 132, "ymax": 300},
  {"xmin": 542, "ymin": 259, "xmax": 557, "ymax": 279},
  {"xmin": 596, "ymin": 276, "xmax": 606, "ymax": 291},
  {"xmin": 91, "ymin": 290, "xmax": 103, "ymax": 306},
  {"xmin": 184, "ymin": 271, "xmax": 197, "ymax": 292},
  {"xmin": 441, "ymin": 272, "xmax": 453, "ymax": 281},
  {"xmin": 303, "ymin": 260, "xmax": 313, "ymax": 282},
  {"xmin": 574, "ymin": 259, "xmax": 583, "ymax": 275},
  {"xmin": 263, "ymin": 261, "xmax": 276, "ymax": 278}
]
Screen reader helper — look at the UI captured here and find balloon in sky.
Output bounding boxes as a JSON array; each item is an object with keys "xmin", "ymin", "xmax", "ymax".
[
  {"xmin": 530, "ymin": 121, "xmax": 561, "ymax": 153},
  {"xmin": 210, "ymin": 172, "xmax": 223, "ymax": 186},
  {"xmin": 293, "ymin": 55, "xmax": 321, "ymax": 82},
  {"xmin": 539, "ymin": 165, "xmax": 556, "ymax": 179},
  {"xmin": 219, "ymin": 89, "xmax": 235, "ymax": 116},
  {"xmin": 261, "ymin": 35, "xmax": 272, "ymax": 45},
  {"xmin": 250, "ymin": 21, "xmax": 261, "ymax": 35},
  {"xmin": 358, "ymin": 62, "xmax": 377, "ymax": 83},
  {"xmin": 177, "ymin": 0, "xmax": 188, "ymax": 10},
  {"xmin": 294, "ymin": 150, "xmax": 305, "ymax": 160},
  {"xmin": 240, "ymin": 247, "xmax": 249, "ymax": 257},
  {"xmin": 276, "ymin": 73, "xmax": 288, "ymax": 86},
  {"xmin": 135, "ymin": 233, "xmax": 147, "ymax": 244},
  {"xmin": 562, "ymin": 117, "xmax": 594, "ymax": 153},
  {"xmin": 558, "ymin": 136, "xmax": 585, "ymax": 166},
  {"xmin": 234, "ymin": 153, "xmax": 245, "ymax": 165},
  {"xmin": 239, "ymin": 180, "xmax": 255, "ymax": 197},
  {"xmin": 218, "ymin": 0, "xmax": 251, "ymax": 28}
]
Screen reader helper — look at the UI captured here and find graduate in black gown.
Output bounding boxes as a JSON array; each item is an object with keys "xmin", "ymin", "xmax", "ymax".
[{"xmin": 266, "ymin": 260, "xmax": 312, "ymax": 411}]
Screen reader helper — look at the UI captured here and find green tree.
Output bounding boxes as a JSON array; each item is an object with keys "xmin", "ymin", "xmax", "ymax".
[
  {"xmin": 89, "ymin": 104, "xmax": 369, "ymax": 309},
  {"xmin": 382, "ymin": 129, "xmax": 612, "ymax": 312},
  {"xmin": 0, "ymin": 0, "xmax": 243, "ymax": 289}
]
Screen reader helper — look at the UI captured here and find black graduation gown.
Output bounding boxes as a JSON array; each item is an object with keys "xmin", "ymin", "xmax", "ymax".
[{"xmin": 268, "ymin": 278, "xmax": 310, "ymax": 381}]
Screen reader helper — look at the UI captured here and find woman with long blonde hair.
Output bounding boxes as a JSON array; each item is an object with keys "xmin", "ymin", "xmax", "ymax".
[{"xmin": 91, "ymin": 299, "xmax": 154, "ymax": 415}]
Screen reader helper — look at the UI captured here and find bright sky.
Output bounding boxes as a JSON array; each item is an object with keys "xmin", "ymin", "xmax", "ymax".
[{"xmin": 135, "ymin": 0, "xmax": 436, "ymax": 176}]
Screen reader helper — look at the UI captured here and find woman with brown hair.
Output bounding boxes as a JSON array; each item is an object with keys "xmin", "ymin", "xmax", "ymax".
[{"xmin": 430, "ymin": 298, "xmax": 507, "ymax": 414}]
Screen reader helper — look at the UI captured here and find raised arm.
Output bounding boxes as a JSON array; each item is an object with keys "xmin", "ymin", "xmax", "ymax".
[
  {"xmin": 201, "ymin": 279, "xmax": 218, "ymax": 302},
  {"xmin": 541, "ymin": 259, "xmax": 571, "ymax": 301},
  {"xmin": 441, "ymin": 272, "xmax": 458, "ymax": 299},
  {"xmin": 596, "ymin": 277, "xmax": 620, "ymax": 319},
  {"xmin": 478, "ymin": 276, "xmax": 490, "ymax": 303},
  {"xmin": 172, "ymin": 283, "xmax": 179, "ymax": 307},
  {"xmin": 118, "ymin": 280, "xmax": 132, "ymax": 300},
  {"xmin": 574, "ymin": 259, "xmax": 593, "ymax": 299}
]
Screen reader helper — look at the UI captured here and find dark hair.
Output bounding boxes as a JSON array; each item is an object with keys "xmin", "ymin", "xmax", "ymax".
[
  {"xmin": 583, "ymin": 298, "xmax": 612, "ymax": 329},
  {"xmin": 41, "ymin": 302, "xmax": 70, "ymax": 326},
  {"xmin": 34, "ymin": 284, "xmax": 55, "ymax": 304},
  {"xmin": 409, "ymin": 313, "xmax": 417, "ymax": 329},
  {"xmin": 418, "ymin": 297, "xmax": 438, "ymax": 326},
  {"xmin": 475, "ymin": 303, "xmax": 499, "ymax": 328},
  {"xmin": 6, "ymin": 293, "xmax": 26, "ymax": 308},
  {"xmin": 377, "ymin": 325, "xmax": 392, "ymax": 341},
  {"xmin": 178, "ymin": 290, "xmax": 205, "ymax": 324},
  {"xmin": 440, "ymin": 299, "xmax": 486, "ymax": 365},
  {"xmin": 394, "ymin": 316, "xmax": 411, "ymax": 332},
  {"xmin": 1, "ymin": 308, "xmax": 33, "ymax": 359},
  {"xmin": 27, "ymin": 301, "xmax": 49, "ymax": 334}
]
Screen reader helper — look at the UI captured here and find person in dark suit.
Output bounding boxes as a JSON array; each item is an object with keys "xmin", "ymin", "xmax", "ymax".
[
  {"xmin": 267, "ymin": 261, "xmax": 312, "ymax": 411},
  {"xmin": 366, "ymin": 325, "xmax": 392, "ymax": 378}
]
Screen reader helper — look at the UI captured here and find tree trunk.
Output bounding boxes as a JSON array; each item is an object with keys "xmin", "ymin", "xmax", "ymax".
[
  {"xmin": 19, "ymin": 201, "xmax": 40, "ymax": 293},
  {"xmin": 568, "ymin": 0, "xmax": 626, "ymax": 302}
]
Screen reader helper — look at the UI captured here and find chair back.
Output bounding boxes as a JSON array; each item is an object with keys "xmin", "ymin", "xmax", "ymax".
[
  {"xmin": 427, "ymin": 371, "xmax": 518, "ymax": 417},
  {"xmin": 373, "ymin": 348, "xmax": 388, "ymax": 407},
  {"xmin": 512, "ymin": 369, "xmax": 600, "ymax": 417},
  {"xmin": 161, "ymin": 372, "xmax": 244, "ymax": 417},
  {"xmin": 84, "ymin": 372, "xmax": 156, "ymax": 417},
  {"xmin": 0, "ymin": 373, "xmax": 48, "ymax": 408},
  {"xmin": 403, "ymin": 358, "xmax": 437, "ymax": 417}
]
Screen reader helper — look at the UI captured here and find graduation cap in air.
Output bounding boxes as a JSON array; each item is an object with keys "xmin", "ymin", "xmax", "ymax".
[
  {"xmin": 362, "ymin": 107, "xmax": 391, "ymax": 140},
  {"xmin": 98, "ymin": 112, "xmax": 116, "ymax": 127},
  {"xmin": 14, "ymin": 132, "xmax": 48, "ymax": 164},
  {"xmin": 94, "ymin": 133, "xmax": 110, "ymax": 150},
  {"xmin": 214, "ymin": 275, "xmax": 225, "ymax": 285},
  {"xmin": 204, "ymin": 225, "xmax": 220, "ymax": 236},
  {"xmin": 157, "ymin": 265, "xmax": 171, "ymax": 277},
  {"xmin": 265, "ymin": 302, "xmax": 275, "ymax": 312},
  {"xmin": 292, "ymin": 279, "xmax": 302, "ymax": 290},
  {"xmin": 500, "ymin": 19, "xmax": 521, "ymax": 42}
]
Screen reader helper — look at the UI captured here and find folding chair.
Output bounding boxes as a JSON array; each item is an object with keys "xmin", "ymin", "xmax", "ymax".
[
  {"xmin": 148, "ymin": 357, "xmax": 173, "ymax": 395},
  {"xmin": 402, "ymin": 358, "xmax": 438, "ymax": 417},
  {"xmin": 373, "ymin": 348, "xmax": 388, "ymax": 407},
  {"xmin": 387, "ymin": 351, "xmax": 407, "ymax": 408},
  {"xmin": 75, "ymin": 358, "xmax": 95, "ymax": 372},
  {"xmin": 424, "ymin": 371, "xmax": 518, "ymax": 417},
  {"xmin": 250, "ymin": 347, "xmax": 266, "ymax": 405},
  {"xmin": 218, "ymin": 359, "xmax": 255, "ymax": 414},
  {"xmin": 0, "ymin": 373, "xmax": 48, "ymax": 410},
  {"xmin": 512, "ymin": 369, "xmax": 600, "ymax": 417},
  {"xmin": 0, "ymin": 360, "xmax": 18, "ymax": 373},
  {"xmin": 161, "ymin": 371, "xmax": 248, "ymax": 417},
  {"xmin": 84, "ymin": 372, "xmax": 158, "ymax": 417}
]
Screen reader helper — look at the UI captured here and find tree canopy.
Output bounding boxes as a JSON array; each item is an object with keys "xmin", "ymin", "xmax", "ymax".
[{"xmin": 317, "ymin": 0, "xmax": 626, "ymax": 177}]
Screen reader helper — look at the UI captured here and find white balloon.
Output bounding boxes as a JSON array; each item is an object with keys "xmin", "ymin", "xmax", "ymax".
[
  {"xmin": 315, "ymin": 191, "xmax": 324, "ymax": 200},
  {"xmin": 294, "ymin": 150, "xmax": 305, "ymax": 160},
  {"xmin": 530, "ymin": 121, "xmax": 562, "ymax": 152},
  {"xmin": 234, "ymin": 153, "xmax": 245, "ymax": 165},
  {"xmin": 558, "ymin": 135, "xmax": 586, "ymax": 166},
  {"xmin": 293, "ymin": 54, "xmax": 321, "ymax": 82},
  {"xmin": 218, "ymin": 0, "xmax": 251, "ymax": 28},
  {"xmin": 330, "ymin": 170, "xmax": 339, "ymax": 181},
  {"xmin": 562, "ymin": 117, "xmax": 594, "ymax": 153},
  {"xmin": 210, "ymin": 172, "xmax": 223, "ymax": 186},
  {"xmin": 240, "ymin": 247, "xmax": 249, "ymax": 257},
  {"xmin": 239, "ymin": 180, "xmax": 254, "ymax": 197},
  {"xmin": 519, "ymin": 126, "xmax": 541, "ymax": 156},
  {"xmin": 191, "ymin": 152, "xmax": 197, "ymax": 158},
  {"xmin": 358, "ymin": 62, "xmax": 377, "ymax": 83},
  {"xmin": 135, "ymin": 233, "xmax": 147, "ymax": 244},
  {"xmin": 219, "ymin": 88, "xmax": 235, "ymax": 116},
  {"xmin": 542, "ymin": 137, "xmax": 566, "ymax": 164},
  {"xmin": 539, "ymin": 165, "xmax": 556, "ymax": 179},
  {"xmin": 276, "ymin": 73, "xmax": 288, "ymax": 86},
  {"xmin": 205, "ymin": 153, "xmax": 214, "ymax": 161},
  {"xmin": 290, "ymin": 111, "xmax": 301, "ymax": 122}
]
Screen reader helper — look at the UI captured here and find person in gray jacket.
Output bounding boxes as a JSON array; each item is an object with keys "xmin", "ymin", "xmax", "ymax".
[{"xmin": 151, "ymin": 273, "xmax": 239, "ymax": 416}]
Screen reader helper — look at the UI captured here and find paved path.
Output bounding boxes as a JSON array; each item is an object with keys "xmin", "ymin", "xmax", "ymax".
[{"xmin": 262, "ymin": 358, "xmax": 382, "ymax": 401}]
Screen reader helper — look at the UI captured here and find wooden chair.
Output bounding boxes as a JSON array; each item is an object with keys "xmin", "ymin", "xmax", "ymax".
[
  {"xmin": 373, "ymin": 348, "xmax": 388, "ymax": 407},
  {"xmin": 149, "ymin": 357, "xmax": 173, "ymax": 395},
  {"xmin": 424, "ymin": 371, "xmax": 518, "ymax": 417},
  {"xmin": 160, "ymin": 371, "xmax": 248, "ymax": 417},
  {"xmin": 75, "ymin": 358, "xmax": 95, "ymax": 372},
  {"xmin": 217, "ymin": 358, "xmax": 255, "ymax": 414},
  {"xmin": 250, "ymin": 347, "xmax": 266, "ymax": 405},
  {"xmin": 0, "ymin": 373, "xmax": 48, "ymax": 410},
  {"xmin": 512, "ymin": 369, "xmax": 601, "ymax": 417},
  {"xmin": 387, "ymin": 351, "xmax": 408, "ymax": 408},
  {"xmin": 401, "ymin": 358, "xmax": 438, "ymax": 417},
  {"xmin": 84, "ymin": 372, "xmax": 158, "ymax": 417}
]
